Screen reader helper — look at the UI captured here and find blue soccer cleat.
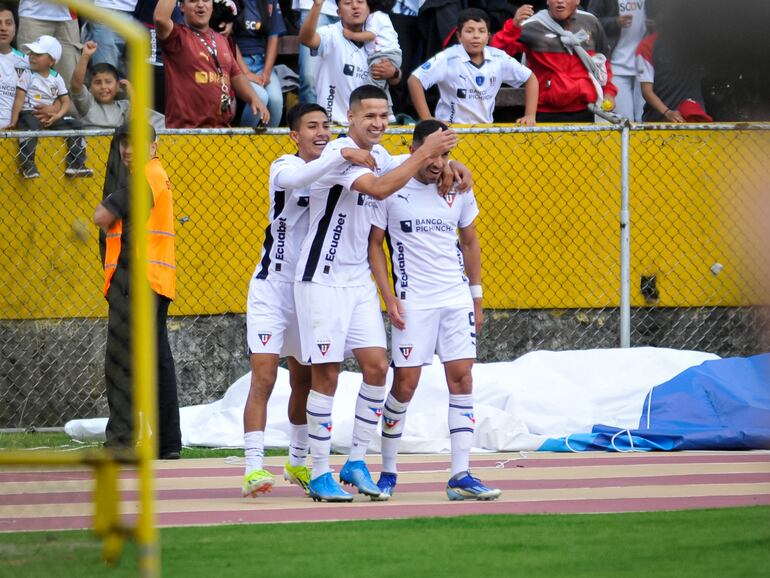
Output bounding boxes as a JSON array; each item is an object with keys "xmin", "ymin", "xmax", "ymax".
[
  {"xmin": 446, "ymin": 471, "xmax": 502, "ymax": 501},
  {"xmin": 372, "ymin": 472, "xmax": 397, "ymax": 501},
  {"xmin": 308, "ymin": 472, "xmax": 354, "ymax": 502},
  {"xmin": 339, "ymin": 460, "xmax": 382, "ymax": 499}
]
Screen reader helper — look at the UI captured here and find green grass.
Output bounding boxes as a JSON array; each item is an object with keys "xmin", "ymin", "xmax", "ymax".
[
  {"xmin": 0, "ymin": 432, "xmax": 284, "ymax": 459},
  {"xmin": 1, "ymin": 507, "xmax": 769, "ymax": 577}
]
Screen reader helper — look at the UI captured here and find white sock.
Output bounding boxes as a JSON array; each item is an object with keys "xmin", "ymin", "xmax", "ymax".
[
  {"xmin": 349, "ymin": 382, "xmax": 385, "ymax": 462},
  {"xmin": 288, "ymin": 423, "xmax": 309, "ymax": 467},
  {"xmin": 306, "ymin": 390, "xmax": 334, "ymax": 480},
  {"xmin": 448, "ymin": 394, "xmax": 474, "ymax": 476},
  {"xmin": 381, "ymin": 392, "xmax": 409, "ymax": 474},
  {"xmin": 244, "ymin": 430, "xmax": 265, "ymax": 474}
]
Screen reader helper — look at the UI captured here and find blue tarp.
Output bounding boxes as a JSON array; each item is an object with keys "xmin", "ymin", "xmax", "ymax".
[{"xmin": 540, "ymin": 353, "xmax": 770, "ymax": 452}]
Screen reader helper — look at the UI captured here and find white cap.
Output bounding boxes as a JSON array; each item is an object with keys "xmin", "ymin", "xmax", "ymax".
[{"xmin": 23, "ymin": 35, "xmax": 62, "ymax": 63}]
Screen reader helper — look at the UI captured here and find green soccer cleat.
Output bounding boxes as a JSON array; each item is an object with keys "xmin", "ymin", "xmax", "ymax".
[
  {"xmin": 283, "ymin": 462, "xmax": 311, "ymax": 495},
  {"xmin": 242, "ymin": 468, "xmax": 275, "ymax": 498}
]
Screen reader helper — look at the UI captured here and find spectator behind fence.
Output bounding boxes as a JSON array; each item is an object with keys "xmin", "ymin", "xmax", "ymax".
[
  {"xmin": 409, "ymin": 8, "xmax": 537, "ymax": 125},
  {"xmin": 0, "ymin": 3, "xmax": 29, "ymax": 130},
  {"xmin": 10, "ymin": 35, "xmax": 93, "ymax": 179},
  {"xmin": 491, "ymin": 1, "xmax": 617, "ymax": 123},
  {"xmin": 588, "ymin": 0, "xmax": 646, "ymax": 121},
  {"xmin": 388, "ymin": 0, "xmax": 420, "ymax": 117},
  {"xmin": 299, "ymin": 0, "xmax": 400, "ymax": 125},
  {"xmin": 154, "ymin": 0, "xmax": 266, "ymax": 128},
  {"xmin": 340, "ymin": 0, "xmax": 401, "ymax": 120},
  {"xmin": 71, "ymin": 41, "xmax": 130, "ymax": 128},
  {"xmin": 16, "ymin": 0, "xmax": 80, "ymax": 99},
  {"xmin": 81, "ymin": 0, "xmax": 137, "ymax": 79},
  {"xmin": 233, "ymin": 0, "xmax": 286, "ymax": 127},
  {"xmin": 636, "ymin": 31, "xmax": 710, "ymax": 123},
  {"xmin": 93, "ymin": 123, "xmax": 182, "ymax": 460},
  {"xmin": 292, "ymin": 0, "xmax": 339, "ymax": 104}
]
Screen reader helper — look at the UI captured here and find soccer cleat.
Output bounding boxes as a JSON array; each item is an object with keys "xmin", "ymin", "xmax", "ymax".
[
  {"xmin": 283, "ymin": 461, "xmax": 311, "ymax": 495},
  {"xmin": 339, "ymin": 460, "xmax": 382, "ymax": 499},
  {"xmin": 372, "ymin": 472, "xmax": 397, "ymax": 501},
  {"xmin": 65, "ymin": 166, "xmax": 94, "ymax": 178},
  {"xmin": 22, "ymin": 163, "xmax": 40, "ymax": 179},
  {"xmin": 308, "ymin": 472, "xmax": 354, "ymax": 502},
  {"xmin": 242, "ymin": 468, "xmax": 275, "ymax": 498},
  {"xmin": 446, "ymin": 471, "xmax": 502, "ymax": 501}
]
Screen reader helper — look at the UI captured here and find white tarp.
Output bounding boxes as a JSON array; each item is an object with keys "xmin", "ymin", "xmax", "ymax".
[{"xmin": 65, "ymin": 347, "xmax": 718, "ymax": 452}]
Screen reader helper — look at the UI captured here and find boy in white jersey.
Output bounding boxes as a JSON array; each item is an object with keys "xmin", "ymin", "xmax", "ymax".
[
  {"xmin": 242, "ymin": 103, "xmax": 376, "ymax": 498},
  {"xmin": 0, "ymin": 4, "xmax": 28, "ymax": 129},
  {"xmin": 369, "ymin": 119, "xmax": 500, "ymax": 501},
  {"xmin": 294, "ymin": 85, "xmax": 458, "ymax": 502},
  {"xmin": 10, "ymin": 34, "xmax": 93, "ymax": 179},
  {"xmin": 409, "ymin": 8, "xmax": 538, "ymax": 125},
  {"xmin": 298, "ymin": 0, "xmax": 401, "ymax": 124}
]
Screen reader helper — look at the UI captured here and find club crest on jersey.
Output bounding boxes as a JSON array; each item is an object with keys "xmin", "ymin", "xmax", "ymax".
[
  {"xmin": 369, "ymin": 406, "xmax": 383, "ymax": 418},
  {"xmin": 320, "ymin": 421, "xmax": 333, "ymax": 432},
  {"xmin": 475, "ymin": 75, "xmax": 485, "ymax": 86},
  {"xmin": 444, "ymin": 193, "xmax": 456, "ymax": 207},
  {"xmin": 421, "ymin": 60, "xmax": 432, "ymax": 70},
  {"xmin": 258, "ymin": 332, "xmax": 272, "ymax": 346},
  {"xmin": 399, "ymin": 345, "xmax": 413, "ymax": 359},
  {"xmin": 384, "ymin": 417, "xmax": 400, "ymax": 429},
  {"xmin": 461, "ymin": 412, "xmax": 476, "ymax": 424},
  {"xmin": 317, "ymin": 341, "xmax": 331, "ymax": 356}
]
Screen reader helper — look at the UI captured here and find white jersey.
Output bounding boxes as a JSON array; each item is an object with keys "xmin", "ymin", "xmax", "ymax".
[
  {"xmin": 372, "ymin": 178, "xmax": 479, "ymax": 310},
  {"xmin": 412, "ymin": 44, "xmax": 531, "ymax": 124},
  {"xmin": 0, "ymin": 49, "xmax": 28, "ymax": 128},
  {"xmin": 17, "ymin": 68, "xmax": 67, "ymax": 110},
  {"xmin": 252, "ymin": 154, "xmax": 312, "ymax": 283},
  {"xmin": 313, "ymin": 22, "xmax": 369, "ymax": 125},
  {"xmin": 296, "ymin": 136, "xmax": 394, "ymax": 287},
  {"xmin": 366, "ymin": 11, "xmax": 399, "ymax": 57}
]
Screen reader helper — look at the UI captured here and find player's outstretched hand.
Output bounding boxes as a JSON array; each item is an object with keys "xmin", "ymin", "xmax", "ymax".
[
  {"xmin": 342, "ymin": 147, "xmax": 377, "ymax": 170},
  {"xmin": 385, "ymin": 295, "xmax": 405, "ymax": 331}
]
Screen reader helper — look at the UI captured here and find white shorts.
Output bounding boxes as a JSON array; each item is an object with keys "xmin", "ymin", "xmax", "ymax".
[
  {"xmin": 246, "ymin": 277, "xmax": 305, "ymax": 363},
  {"xmin": 294, "ymin": 281, "xmax": 387, "ymax": 364},
  {"xmin": 392, "ymin": 304, "xmax": 476, "ymax": 367}
]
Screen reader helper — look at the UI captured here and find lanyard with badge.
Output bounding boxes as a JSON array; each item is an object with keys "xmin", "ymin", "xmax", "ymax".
[{"xmin": 192, "ymin": 29, "xmax": 231, "ymax": 115}]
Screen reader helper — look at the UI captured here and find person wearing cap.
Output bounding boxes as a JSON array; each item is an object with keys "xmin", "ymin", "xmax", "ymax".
[
  {"xmin": 93, "ymin": 123, "xmax": 182, "ymax": 460},
  {"xmin": 10, "ymin": 34, "xmax": 93, "ymax": 179},
  {"xmin": 153, "ymin": 0, "xmax": 268, "ymax": 128}
]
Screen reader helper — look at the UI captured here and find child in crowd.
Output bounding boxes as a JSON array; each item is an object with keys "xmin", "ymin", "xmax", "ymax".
[
  {"xmin": 342, "ymin": 0, "xmax": 401, "ymax": 118},
  {"xmin": 71, "ymin": 40, "xmax": 130, "ymax": 129},
  {"xmin": 409, "ymin": 8, "xmax": 538, "ymax": 125},
  {"xmin": 10, "ymin": 35, "xmax": 92, "ymax": 179}
]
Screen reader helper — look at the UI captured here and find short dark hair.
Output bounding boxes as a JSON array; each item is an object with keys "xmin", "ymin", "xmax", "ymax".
[
  {"xmin": 457, "ymin": 8, "xmax": 490, "ymax": 32},
  {"xmin": 287, "ymin": 103, "xmax": 327, "ymax": 131},
  {"xmin": 412, "ymin": 119, "xmax": 448, "ymax": 148},
  {"xmin": 89, "ymin": 62, "xmax": 119, "ymax": 84},
  {"xmin": 349, "ymin": 85, "xmax": 387, "ymax": 108}
]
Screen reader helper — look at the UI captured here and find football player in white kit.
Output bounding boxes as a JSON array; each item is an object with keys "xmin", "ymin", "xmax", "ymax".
[
  {"xmin": 369, "ymin": 119, "xmax": 501, "ymax": 501},
  {"xmin": 242, "ymin": 103, "xmax": 377, "ymax": 498},
  {"xmin": 294, "ymin": 85, "xmax": 459, "ymax": 502}
]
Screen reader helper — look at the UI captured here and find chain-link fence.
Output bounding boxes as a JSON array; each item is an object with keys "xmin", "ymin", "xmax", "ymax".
[{"xmin": 1, "ymin": 124, "xmax": 768, "ymax": 430}]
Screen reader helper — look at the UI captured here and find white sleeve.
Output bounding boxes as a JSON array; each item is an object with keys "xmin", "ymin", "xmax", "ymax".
[
  {"xmin": 458, "ymin": 189, "xmax": 479, "ymax": 228},
  {"xmin": 370, "ymin": 197, "xmax": 388, "ymax": 230},
  {"xmin": 55, "ymin": 74, "xmax": 68, "ymax": 97},
  {"xmin": 314, "ymin": 24, "xmax": 335, "ymax": 57},
  {"xmin": 637, "ymin": 54, "xmax": 654, "ymax": 83},
  {"xmin": 501, "ymin": 57, "xmax": 532, "ymax": 88},
  {"xmin": 17, "ymin": 69, "xmax": 30, "ymax": 91},
  {"xmin": 411, "ymin": 50, "xmax": 447, "ymax": 89},
  {"xmin": 273, "ymin": 150, "xmax": 346, "ymax": 190}
]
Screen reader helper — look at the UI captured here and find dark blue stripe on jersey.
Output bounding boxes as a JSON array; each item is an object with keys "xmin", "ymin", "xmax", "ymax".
[
  {"xmin": 302, "ymin": 184, "xmax": 343, "ymax": 282},
  {"xmin": 382, "ymin": 431, "xmax": 402, "ymax": 439},
  {"xmin": 256, "ymin": 190, "xmax": 286, "ymax": 279},
  {"xmin": 384, "ymin": 404, "xmax": 407, "ymax": 415},
  {"xmin": 307, "ymin": 410, "xmax": 331, "ymax": 417},
  {"xmin": 358, "ymin": 394, "xmax": 384, "ymax": 404},
  {"xmin": 308, "ymin": 434, "xmax": 331, "ymax": 441},
  {"xmin": 355, "ymin": 415, "xmax": 379, "ymax": 425},
  {"xmin": 449, "ymin": 404, "xmax": 473, "ymax": 410},
  {"xmin": 449, "ymin": 427, "xmax": 475, "ymax": 434},
  {"xmin": 384, "ymin": 229, "xmax": 398, "ymax": 295}
]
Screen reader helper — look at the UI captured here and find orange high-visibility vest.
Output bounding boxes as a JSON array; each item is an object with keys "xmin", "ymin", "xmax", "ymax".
[{"xmin": 103, "ymin": 158, "xmax": 176, "ymax": 300}]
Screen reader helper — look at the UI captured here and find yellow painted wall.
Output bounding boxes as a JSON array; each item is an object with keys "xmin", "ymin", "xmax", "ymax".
[{"xmin": 1, "ymin": 127, "xmax": 767, "ymax": 320}]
